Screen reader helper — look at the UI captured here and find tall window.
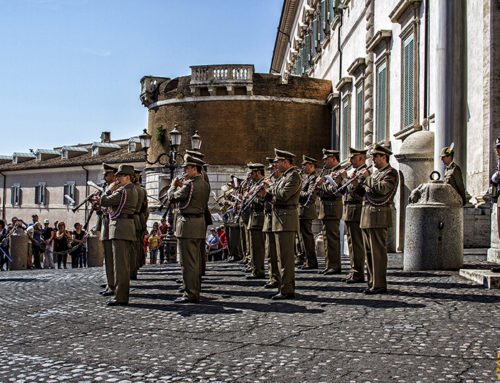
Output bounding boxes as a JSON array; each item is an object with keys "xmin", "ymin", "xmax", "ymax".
[
  {"xmin": 34, "ymin": 182, "xmax": 46, "ymax": 205},
  {"xmin": 11, "ymin": 184, "xmax": 21, "ymax": 206},
  {"xmin": 328, "ymin": 0, "xmax": 335, "ymax": 24},
  {"xmin": 402, "ymin": 33, "xmax": 415, "ymax": 128},
  {"xmin": 356, "ymin": 86, "xmax": 364, "ymax": 148},
  {"xmin": 305, "ymin": 32, "xmax": 311, "ymax": 68},
  {"xmin": 63, "ymin": 182, "xmax": 75, "ymax": 205},
  {"xmin": 376, "ymin": 62, "xmax": 388, "ymax": 142},
  {"xmin": 312, "ymin": 18, "xmax": 318, "ymax": 59},
  {"xmin": 320, "ymin": 0, "xmax": 326, "ymax": 43},
  {"xmin": 341, "ymin": 97, "xmax": 350, "ymax": 160}
]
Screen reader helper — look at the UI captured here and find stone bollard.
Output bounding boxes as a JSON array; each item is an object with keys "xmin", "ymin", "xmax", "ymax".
[
  {"xmin": 315, "ymin": 234, "xmax": 324, "ymax": 260},
  {"xmin": 86, "ymin": 232, "xmax": 104, "ymax": 267},
  {"xmin": 404, "ymin": 175, "xmax": 463, "ymax": 270},
  {"xmin": 9, "ymin": 228, "xmax": 28, "ymax": 270}
]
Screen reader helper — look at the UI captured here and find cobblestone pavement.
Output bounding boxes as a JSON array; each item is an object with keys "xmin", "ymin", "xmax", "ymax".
[{"xmin": 0, "ymin": 252, "xmax": 499, "ymax": 383}]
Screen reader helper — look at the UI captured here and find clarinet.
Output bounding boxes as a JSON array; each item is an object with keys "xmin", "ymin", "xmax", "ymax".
[{"xmin": 302, "ymin": 165, "xmax": 327, "ymax": 207}]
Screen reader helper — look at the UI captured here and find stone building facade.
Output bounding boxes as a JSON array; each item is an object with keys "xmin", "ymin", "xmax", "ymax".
[
  {"xmin": 0, "ymin": 132, "xmax": 145, "ymax": 229},
  {"xmin": 270, "ymin": 0, "xmax": 500, "ymax": 258}
]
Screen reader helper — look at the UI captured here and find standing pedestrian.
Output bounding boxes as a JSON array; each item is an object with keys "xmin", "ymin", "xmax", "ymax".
[{"xmin": 41, "ymin": 219, "xmax": 55, "ymax": 269}]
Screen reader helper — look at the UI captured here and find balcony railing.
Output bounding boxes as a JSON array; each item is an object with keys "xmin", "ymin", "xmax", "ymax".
[{"xmin": 190, "ymin": 65, "xmax": 254, "ymax": 86}]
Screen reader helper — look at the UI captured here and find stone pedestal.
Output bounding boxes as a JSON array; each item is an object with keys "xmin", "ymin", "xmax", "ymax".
[
  {"xmin": 9, "ymin": 230, "xmax": 28, "ymax": 270},
  {"xmin": 404, "ymin": 181, "xmax": 463, "ymax": 270},
  {"xmin": 394, "ymin": 131, "xmax": 435, "ymax": 251},
  {"xmin": 487, "ymin": 204, "xmax": 500, "ymax": 263},
  {"xmin": 87, "ymin": 233, "xmax": 104, "ymax": 267},
  {"xmin": 463, "ymin": 203, "xmax": 491, "ymax": 248}
]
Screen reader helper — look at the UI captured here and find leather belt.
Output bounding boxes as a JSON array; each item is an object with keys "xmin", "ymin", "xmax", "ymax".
[
  {"xmin": 116, "ymin": 214, "xmax": 134, "ymax": 219},
  {"xmin": 274, "ymin": 205, "xmax": 298, "ymax": 210},
  {"xmin": 179, "ymin": 213, "xmax": 204, "ymax": 218},
  {"xmin": 343, "ymin": 201, "xmax": 362, "ymax": 205}
]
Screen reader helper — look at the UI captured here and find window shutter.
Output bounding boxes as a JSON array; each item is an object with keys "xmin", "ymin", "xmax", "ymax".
[
  {"xmin": 328, "ymin": 0, "xmax": 335, "ymax": 24},
  {"xmin": 320, "ymin": 0, "xmax": 326, "ymax": 42},
  {"xmin": 342, "ymin": 100, "xmax": 349, "ymax": 159},
  {"xmin": 35, "ymin": 185, "xmax": 40, "ymax": 204},
  {"xmin": 305, "ymin": 33, "xmax": 311, "ymax": 66},
  {"xmin": 11, "ymin": 186, "xmax": 15, "ymax": 205},
  {"xmin": 403, "ymin": 35, "xmax": 414, "ymax": 128},
  {"xmin": 312, "ymin": 18, "xmax": 318, "ymax": 56},
  {"xmin": 356, "ymin": 88, "xmax": 363, "ymax": 148},
  {"xmin": 63, "ymin": 184, "xmax": 69, "ymax": 204},
  {"xmin": 377, "ymin": 64, "xmax": 387, "ymax": 141},
  {"xmin": 40, "ymin": 184, "xmax": 46, "ymax": 205}
]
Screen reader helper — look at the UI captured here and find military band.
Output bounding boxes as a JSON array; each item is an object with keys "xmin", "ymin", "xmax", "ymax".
[{"xmin": 87, "ymin": 140, "xmax": 432, "ymax": 305}]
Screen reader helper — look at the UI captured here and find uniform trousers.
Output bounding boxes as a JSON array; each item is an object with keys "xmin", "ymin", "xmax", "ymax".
[
  {"xmin": 112, "ymin": 239, "xmax": 132, "ymax": 303},
  {"xmin": 299, "ymin": 218, "xmax": 317, "ymax": 267},
  {"xmin": 102, "ymin": 239, "xmax": 115, "ymax": 292},
  {"xmin": 129, "ymin": 236, "xmax": 140, "ymax": 279},
  {"xmin": 249, "ymin": 229, "xmax": 265, "ymax": 277},
  {"xmin": 362, "ymin": 227, "xmax": 387, "ymax": 288},
  {"xmin": 321, "ymin": 218, "xmax": 341, "ymax": 270},
  {"xmin": 178, "ymin": 238, "xmax": 202, "ymax": 301},
  {"xmin": 265, "ymin": 232, "xmax": 279, "ymax": 284},
  {"xmin": 274, "ymin": 231, "xmax": 296, "ymax": 295},
  {"xmin": 228, "ymin": 224, "xmax": 242, "ymax": 260},
  {"xmin": 345, "ymin": 220, "xmax": 365, "ymax": 279},
  {"xmin": 239, "ymin": 222, "xmax": 249, "ymax": 262}
]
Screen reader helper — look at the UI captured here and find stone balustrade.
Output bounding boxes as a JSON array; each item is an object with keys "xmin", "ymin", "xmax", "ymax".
[{"xmin": 190, "ymin": 65, "xmax": 254, "ymax": 95}]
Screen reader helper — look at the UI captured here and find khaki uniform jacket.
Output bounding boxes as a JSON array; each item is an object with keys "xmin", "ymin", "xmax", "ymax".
[
  {"xmin": 168, "ymin": 175, "xmax": 210, "ymax": 239},
  {"xmin": 444, "ymin": 162, "xmax": 467, "ymax": 206},
  {"xmin": 268, "ymin": 167, "xmax": 301, "ymax": 232},
  {"xmin": 133, "ymin": 184, "xmax": 148, "ymax": 234},
  {"xmin": 248, "ymin": 178, "xmax": 265, "ymax": 229},
  {"xmin": 100, "ymin": 183, "xmax": 139, "ymax": 240},
  {"xmin": 299, "ymin": 172, "xmax": 318, "ymax": 220},
  {"xmin": 262, "ymin": 201, "xmax": 273, "ymax": 233},
  {"xmin": 318, "ymin": 164, "xmax": 343, "ymax": 220},
  {"xmin": 342, "ymin": 173, "xmax": 365, "ymax": 222},
  {"xmin": 360, "ymin": 165, "xmax": 398, "ymax": 229}
]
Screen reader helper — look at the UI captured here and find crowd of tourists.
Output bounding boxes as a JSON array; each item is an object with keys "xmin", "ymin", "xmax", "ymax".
[{"xmin": 0, "ymin": 214, "xmax": 87, "ymax": 271}]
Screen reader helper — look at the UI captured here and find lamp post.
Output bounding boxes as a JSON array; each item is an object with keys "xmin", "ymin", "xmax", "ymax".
[{"xmin": 139, "ymin": 125, "xmax": 202, "ymax": 262}]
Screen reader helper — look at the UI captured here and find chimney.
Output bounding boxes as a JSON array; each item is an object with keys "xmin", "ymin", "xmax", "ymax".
[{"xmin": 100, "ymin": 131, "xmax": 111, "ymax": 143}]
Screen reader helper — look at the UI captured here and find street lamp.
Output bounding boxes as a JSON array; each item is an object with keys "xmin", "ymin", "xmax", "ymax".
[{"xmin": 140, "ymin": 125, "xmax": 202, "ymax": 263}]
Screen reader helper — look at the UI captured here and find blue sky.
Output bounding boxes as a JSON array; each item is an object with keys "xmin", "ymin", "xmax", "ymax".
[{"xmin": 0, "ymin": 0, "xmax": 283, "ymax": 154}]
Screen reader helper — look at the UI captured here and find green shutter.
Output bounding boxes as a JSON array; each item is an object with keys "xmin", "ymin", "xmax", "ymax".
[
  {"xmin": 403, "ymin": 35, "xmax": 414, "ymax": 128},
  {"xmin": 312, "ymin": 18, "xmax": 318, "ymax": 58},
  {"xmin": 342, "ymin": 100, "xmax": 349, "ymax": 159},
  {"xmin": 305, "ymin": 33, "xmax": 311, "ymax": 69},
  {"xmin": 328, "ymin": 0, "xmax": 335, "ymax": 24},
  {"xmin": 356, "ymin": 87, "xmax": 363, "ymax": 148},
  {"xmin": 377, "ymin": 64, "xmax": 387, "ymax": 141},
  {"xmin": 320, "ymin": 0, "xmax": 326, "ymax": 42}
]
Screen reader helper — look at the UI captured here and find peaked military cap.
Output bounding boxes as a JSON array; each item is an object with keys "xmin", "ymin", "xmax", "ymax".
[
  {"xmin": 496, "ymin": 137, "xmax": 500, "ymax": 148},
  {"xmin": 371, "ymin": 143, "xmax": 393, "ymax": 156},
  {"xmin": 102, "ymin": 163, "xmax": 118, "ymax": 173},
  {"xmin": 115, "ymin": 164, "xmax": 135, "ymax": 177},
  {"xmin": 185, "ymin": 150, "xmax": 205, "ymax": 159},
  {"xmin": 439, "ymin": 143, "xmax": 454, "ymax": 157},
  {"xmin": 182, "ymin": 153, "xmax": 205, "ymax": 167},
  {"xmin": 247, "ymin": 162, "xmax": 265, "ymax": 171},
  {"xmin": 322, "ymin": 148, "xmax": 340, "ymax": 159},
  {"xmin": 274, "ymin": 148, "xmax": 295, "ymax": 161},
  {"xmin": 302, "ymin": 155, "xmax": 317, "ymax": 165},
  {"xmin": 348, "ymin": 147, "xmax": 368, "ymax": 158}
]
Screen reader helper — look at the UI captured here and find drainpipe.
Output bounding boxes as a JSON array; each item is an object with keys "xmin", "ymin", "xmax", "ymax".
[
  {"xmin": 81, "ymin": 166, "xmax": 89, "ymax": 221},
  {"xmin": 423, "ymin": 0, "xmax": 430, "ymax": 119},
  {"xmin": 0, "ymin": 172, "xmax": 5, "ymax": 221},
  {"xmin": 334, "ymin": 3, "xmax": 344, "ymax": 150}
]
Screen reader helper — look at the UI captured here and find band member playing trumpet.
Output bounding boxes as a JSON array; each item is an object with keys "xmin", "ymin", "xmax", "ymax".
[
  {"xmin": 260, "ymin": 149, "xmax": 301, "ymax": 300},
  {"xmin": 358, "ymin": 144, "xmax": 399, "ymax": 295},
  {"xmin": 339, "ymin": 148, "xmax": 368, "ymax": 283},
  {"xmin": 167, "ymin": 154, "xmax": 210, "ymax": 303},
  {"xmin": 316, "ymin": 149, "xmax": 344, "ymax": 275},
  {"xmin": 298, "ymin": 155, "xmax": 319, "ymax": 269}
]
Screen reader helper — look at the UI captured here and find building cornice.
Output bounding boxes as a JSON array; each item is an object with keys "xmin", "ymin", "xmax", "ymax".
[
  {"xmin": 335, "ymin": 77, "xmax": 353, "ymax": 92},
  {"xmin": 389, "ymin": 0, "xmax": 422, "ymax": 23},
  {"xmin": 366, "ymin": 30, "xmax": 392, "ymax": 53},
  {"xmin": 270, "ymin": 0, "xmax": 300, "ymax": 74}
]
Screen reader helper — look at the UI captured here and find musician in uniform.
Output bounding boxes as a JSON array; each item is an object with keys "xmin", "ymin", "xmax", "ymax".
[
  {"xmin": 167, "ymin": 154, "xmax": 210, "ymax": 303},
  {"xmin": 97, "ymin": 163, "xmax": 117, "ymax": 297},
  {"xmin": 340, "ymin": 147, "xmax": 367, "ymax": 283},
  {"xmin": 239, "ymin": 172, "xmax": 253, "ymax": 272},
  {"xmin": 440, "ymin": 144, "xmax": 467, "ymax": 206},
  {"xmin": 263, "ymin": 158, "xmax": 281, "ymax": 288},
  {"xmin": 358, "ymin": 144, "xmax": 398, "ymax": 294},
  {"xmin": 226, "ymin": 177, "xmax": 243, "ymax": 261},
  {"xmin": 99, "ymin": 164, "xmax": 138, "ymax": 306},
  {"xmin": 245, "ymin": 163, "xmax": 266, "ymax": 279},
  {"xmin": 261, "ymin": 149, "xmax": 301, "ymax": 300},
  {"xmin": 491, "ymin": 137, "xmax": 500, "ymax": 239},
  {"xmin": 298, "ymin": 155, "xmax": 319, "ymax": 270},
  {"xmin": 316, "ymin": 149, "xmax": 344, "ymax": 275},
  {"xmin": 131, "ymin": 169, "xmax": 148, "ymax": 279}
]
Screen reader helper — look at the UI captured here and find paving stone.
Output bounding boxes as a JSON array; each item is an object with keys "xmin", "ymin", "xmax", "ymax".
[{"xmin": 0, "ymin": 252, "xmax": 498, "ymax": 382}]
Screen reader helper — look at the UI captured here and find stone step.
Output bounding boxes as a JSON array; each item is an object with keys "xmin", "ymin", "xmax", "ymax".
[{"xmin": 459, "ymin": 269, "xmax": 500, "ymax": 289}]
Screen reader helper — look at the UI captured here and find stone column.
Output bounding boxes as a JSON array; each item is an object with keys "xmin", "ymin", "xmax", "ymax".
[
  {"xmin": 434, "ymin": 0, "xmax": 467, "ymax": 176},
  {"xmin": 363, "ymin": 0, "xmax": 375, "ymax": 147}
]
